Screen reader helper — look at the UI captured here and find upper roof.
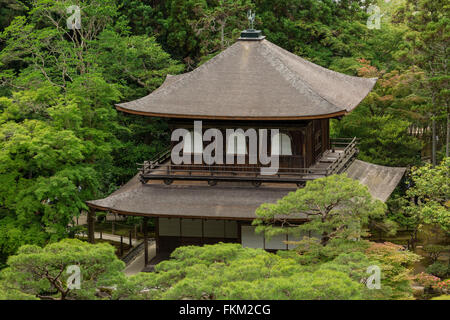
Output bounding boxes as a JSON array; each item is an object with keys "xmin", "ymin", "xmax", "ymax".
[{"xmin": 116, "ymin": 37, "xmax": 377, "ymax": 120}]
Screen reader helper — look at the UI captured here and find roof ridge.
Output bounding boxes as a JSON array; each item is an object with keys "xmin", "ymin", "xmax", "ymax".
[
  {"xmin": 263, "ymin": 40, "xmax": 378, "ymax": 111},
  {"xmin": 258, "ymin": 40, "xmax": 343, "ymax": 113}
]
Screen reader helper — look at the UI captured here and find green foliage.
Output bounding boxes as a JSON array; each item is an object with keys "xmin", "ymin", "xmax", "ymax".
[
  {"xmin": 405, "ymin": 158, "xmax": 450, "ymax": 234},
  {"xmin": 189, "ymin": 0, "xmax": 253, "ymax": 54},
  {"xmin": 422, "ymin": 244, "xmax": 450, "ymax": 263},
  {"xmin": 333, "ymin": 63, "xmax": 424, "ymax": 167},
  {"xmin": 337, "ymin": 114, "xmax": 422, "ymax": 166},
  {"xmin": 385, "ymin": 192, "xmax": 417, "ymax": 230},
  {"xmin": 255, "ymin": 0, "xmax": 377, "ymax": 67},
  {"xmin": 365, "ymin": 241, "xmax": 421, "ymax": 298},
  {"xmin": 395, "ymin": 0, "xmax": 449, "ymax": 161},
  {"xmin": 0, "ymin": 239, "xmax": 125, "ymax": 300},
  {"xmin": 253, "ymin": 174, "xmax": 387, "ymax": 244},
  {"xmin": 426, "ymin": 261, "xmax": 450, "ymax": 278},
  {"xmin": 0, "ymin": 0, "xmax": 182, "ymax": 265},
  {"xmin": 413, "ymin": 272, "xmax": 441, "ymax": 288},
  {"xmin": 0, "ymin": 0, "xmax": 27, "ymax": 34},
  {"xmin": 431, "ymin": 294, "xmax": 450, "ymax": 300},
  {"xmin": 114, "ymin": 242, "xmax": 364, "ymax": 300},
  {"xmin": 282, "ymin": 239, "xmax": 420, "ymax": 299},
  {"xmin": 113, "ymin": 241, "xmax": 419, "ymax": 300}
]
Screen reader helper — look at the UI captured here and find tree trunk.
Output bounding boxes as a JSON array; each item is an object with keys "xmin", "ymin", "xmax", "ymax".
[
  {"xmin": 410, "ymin": 229, "xmax": 418, "ymax": 250},
  {"xmin": 446, "ymin": 110, "xmax": 449, "ymax": 158},
  {"xmin": 432, "ymin": 116, "xmax": 437, "ymax": 167},
  {"xmin": 143, "ymin": 217, "xmax": 149, "ymax": 266},
  {"xmin": 321, "ymin": 232, "xmax": 329, "ymax": 246},
  {"xmin": 87, "ymin": 208, "xmax": 95, "ymax": 244}
]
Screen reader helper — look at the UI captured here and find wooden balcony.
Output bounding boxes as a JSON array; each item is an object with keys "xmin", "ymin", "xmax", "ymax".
[{"xmin": 138, "ymin": 138, "xmax": 358, "ymax": 187}]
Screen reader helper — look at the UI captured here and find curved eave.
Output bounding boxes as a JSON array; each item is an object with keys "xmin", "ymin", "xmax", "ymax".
[
  {"xmin": 115, "ymin": 105, "xmax": 348, "ymax": 120},
  {"xmin": 86, "ymin": 201, "xmax": 308, "ymax": 222},
  {"xmin": 345, "ymin": 77, "xmax": 377, "ymax": 112}
]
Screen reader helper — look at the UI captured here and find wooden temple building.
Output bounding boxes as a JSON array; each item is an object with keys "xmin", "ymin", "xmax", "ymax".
[{"xmin": 87, "ymin": 29, "xmax": 406, "ymax": 269}]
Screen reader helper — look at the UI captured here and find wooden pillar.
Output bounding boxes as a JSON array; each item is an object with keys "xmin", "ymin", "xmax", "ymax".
[
  {"xmin": 155, "ymin": 217, "xmax": 160, "ymax": 254},
  {"xmin": 237, "ymin": 221, "xmax": 242, "ymax": 245},
  {"xmin": 201, "ymin": 219, "xmax": 204, "ymax": 245},
  {"xmin": 143, "ymin": 217, "xmax": 149, "ymax": 266},
  {"xmin": 87, "ymin": 208, "xmax": 95, "ymax": 244},
  {"xmin": 129, "ymin": 230, "xmax": 132, "ymax": 248}
]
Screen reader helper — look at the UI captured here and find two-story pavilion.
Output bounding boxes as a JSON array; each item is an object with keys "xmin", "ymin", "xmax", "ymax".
[{"xmin": 87, "ymin": 30, "xmax": 406, "ymax": 269}]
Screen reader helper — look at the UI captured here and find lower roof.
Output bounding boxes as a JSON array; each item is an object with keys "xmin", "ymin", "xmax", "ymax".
[
  {"xmin": 87, "ymin": 177, "xmax": 298, "ymax": 220},
  {"xmin": 87, "ymin": 160, "xmax": 406, "ymax": 220},
  {"xmin": 345, "ymin": 160, "xmax": 407, "ymax": 202}
]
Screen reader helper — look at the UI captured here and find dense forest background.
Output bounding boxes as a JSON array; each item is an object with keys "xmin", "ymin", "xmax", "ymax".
[{"xmin": 0, "ymin": 0, "xmax": 448, "ymax": 267}]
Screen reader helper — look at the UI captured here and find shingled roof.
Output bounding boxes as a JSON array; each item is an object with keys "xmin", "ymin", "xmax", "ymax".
[
  {"xmin": 87, "ymin": 176, "xmax": 301, "ymax": 220},
  {"xmin": 87, "ymin": 161, "xmax": 405, "ymax": 219},
  {"xmin": 116, "ymin": 38, "xmax": 377, "ymax": 120}
]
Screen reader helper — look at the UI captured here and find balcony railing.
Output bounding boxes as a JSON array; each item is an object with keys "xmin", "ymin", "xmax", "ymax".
[{"xmin": 138, "ymin": 137, "xmax": 358, "ymax": 187}]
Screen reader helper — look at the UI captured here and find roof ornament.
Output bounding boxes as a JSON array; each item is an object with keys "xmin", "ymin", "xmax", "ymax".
[{"xmin": 247, "ymin": 9, "xmax": 255, "ymax": 30}]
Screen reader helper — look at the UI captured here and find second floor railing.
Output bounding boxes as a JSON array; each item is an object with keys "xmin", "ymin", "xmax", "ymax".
[{"xmin": 138, "ymin": 137, "xmax": 358, "ymax": 186}]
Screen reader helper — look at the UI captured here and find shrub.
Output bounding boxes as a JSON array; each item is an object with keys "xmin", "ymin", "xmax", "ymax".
[
  {"xmin": 422, "ymin": 245, "xmax": 449, "ymax": 263},
  {"xmin": 414, "ymin": 272, "xmax": 441, "ymax": 288},
  {"xmin": 433, "ymin": 280, "xmax": 450, "ymax": 295},
  {"xmin": 426, "ymin": 261, "xmax": 449, "ymax": 278}
]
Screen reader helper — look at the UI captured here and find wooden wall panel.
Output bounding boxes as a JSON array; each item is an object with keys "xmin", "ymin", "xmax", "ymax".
[
  {"xmin": 159, "ymin": 218, "xmax": 181, "ymax": 236},
  {"xmin": 204, "ymin": 220, "xmax": 225, "ymax": 238},
  {"xmin": 168, "ymin": 119, "xmax": 333, "ymax": 170},
  {"xmin": 181, "ymin": 219, "xmax": 202, "ymax": 237}
]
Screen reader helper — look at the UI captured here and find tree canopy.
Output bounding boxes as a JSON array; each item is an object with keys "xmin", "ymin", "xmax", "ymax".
[
  {"xmin": 112, "ymin": 241, "xmax": 419, "ymax": 300},
  {"xmin": 0, "ymin": 239, "xmax": 125, "ymax": 300},
  {"xmin": 253, "ymin": 174, "xmax": 389, "ymax": 245},
  {"xmin": 405, "ymin": 157, "xmax": 450, "ymax": 234}
]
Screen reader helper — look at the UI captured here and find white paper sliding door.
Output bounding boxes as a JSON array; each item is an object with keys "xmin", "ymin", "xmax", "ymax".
[
  {"xmin": 265, "ymin": 233, "xmax": 287, "ymax": 250},
  {"xmin": 241, "ymin": 225, "xmax": 264, "ymax": 249}
]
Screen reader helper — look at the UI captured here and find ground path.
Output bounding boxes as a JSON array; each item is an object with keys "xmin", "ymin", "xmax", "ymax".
[
  {"xmin": 93, "ymin": 232, "xmax": 138, "ymax": 247},
  {"xmin": 124, "ymin": 243, "xmax": 156, "ymax": 276},
  {"xmin": 78, "ymin": 231, "xmax": 154, "ymax": 275}
]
